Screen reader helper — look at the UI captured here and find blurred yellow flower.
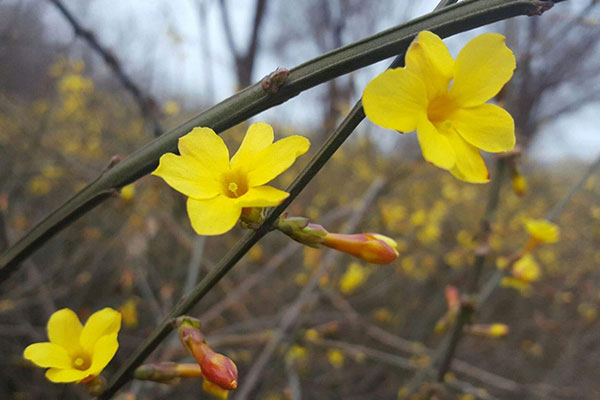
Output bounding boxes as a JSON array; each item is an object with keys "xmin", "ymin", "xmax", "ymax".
[
  {"xmin": 23, "ymin": 308, "xmax": 121, "ymax": 383},
  {"xmin": 163, "ymin": 100, "xmax": 181, "ymax": 116},
  {"xmin": 512, "ymin": 253, "xmax": 541, "ymax": 283},
  {"xmin": 285, "ymin": 345, "xmax": 308, "ymax": 364},
  {"xmin": 524, "ymin": 218, "xmax": 559, "ymax": 243},
  {"xmin": 120, "ymin": 184, "xmax": 136, "ymax": 201},
  {"xmin": 511, "ymin": 173, "xmax": 527, "ymax": 196},
  {"xmin": 327, "ymin": 349, "xmax": 344, "ymax": 369},
  {"xmin": 339, "ymin": 262, "xmax": 369, "ymax": 294},
  {"xmin": 153, "ymin": 123, "xmax": 310, "ymax": 235},
  {"xmin": 363, "ymin": 31, "xmax": 516, "ymax": 183},
  {"xmin": 118, "ymin": 298, "xmax": 139, "ymax": 329}
]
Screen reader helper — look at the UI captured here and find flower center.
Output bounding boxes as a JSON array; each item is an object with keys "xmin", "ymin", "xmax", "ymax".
[
  {"xmin": 427, "ymin": 94, "xmax": 457, "ymax": 123},
  {"xmin": 221, "ymin": 169, "xmax": 249, "ymax": 198},
  {"xmin": 72, "ymin": 353, "xmax": 91, "ymax": 370}
]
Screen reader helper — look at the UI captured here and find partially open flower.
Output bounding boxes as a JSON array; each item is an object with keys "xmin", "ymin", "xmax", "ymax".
[{"xmin": 322, "ymin": 232, "xmax": 399, "ymax": 264}]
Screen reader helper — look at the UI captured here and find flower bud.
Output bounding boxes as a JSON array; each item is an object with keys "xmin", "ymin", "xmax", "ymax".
[
  {"xmin": 510, "ymin": 165, "xmax": 527, "ymax": 197},
  {"xmin": 465, "ymin": 323, "xmax": 509, "ymax": 338},
  {"xmin": 174, "ymin": 316, "xmax": 238, "ymax": 391},
  {"xmin": 199, "ymin": 348, "xmax": 238, "ymax": 391},
  {"xmin": 84, "ymin": 376, "xmax": 106, "ymax": 396},
  {"xmin": 240, "ymin": 207, "xmax": 264, "ymax": 227},
  {"xmin": 445, "ymin": 285, "xmax": 460, "ymax": 311},
  {"xmin": 175, "ymin": 316, "xmax": 206, "ymax": 358},
  {"xmin": 321, "ymin": 233, "xmax": 399, "ymax": 264},
  {"xmin": 276, "ymin": 215, "xmax": 329, "ymax": 248}
]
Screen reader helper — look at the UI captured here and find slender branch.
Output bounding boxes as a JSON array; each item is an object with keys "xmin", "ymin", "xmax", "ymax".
[
  {"xmin": 404, "ymin": 152, "xmax": 600, "ymax": 396},
  {"xmin": 235, "ymin": 178, "xmax": 386, "ymax": 399},
  {"xmin": 435, "ymin": 160, "xmax": 506, "ymax": 382},
  {"xmin": 47, "ymin": 0, "xmax": 163, "ymax": 137},
  {"xmin": 308, "ymin": 337, "xmax": 499, "ymax": 400},
  {"xmin": 0, "ymin": 0, "xmax": 556, "ymax": 284}
]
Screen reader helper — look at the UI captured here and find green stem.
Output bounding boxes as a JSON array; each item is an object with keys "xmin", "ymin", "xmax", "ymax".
[{"xmin": 0, "ymin": 0, "xmax": 556, "ymax": 284}]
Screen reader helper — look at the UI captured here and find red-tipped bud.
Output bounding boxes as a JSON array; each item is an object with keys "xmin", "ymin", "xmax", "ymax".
[
  {"xmin": 445, "ymin": 285, "xmax": 460, "ymax": 311},
  {"xmin": 321, "ymin": 233, "xmax": 399, "ymax": 264},
  {"xmin": 200, "ymin": 349, "xmax": 239, "ymax": 391},
  {"xmin": 175, "ymin": 316, "xmax": 206, "ymax": 357}
]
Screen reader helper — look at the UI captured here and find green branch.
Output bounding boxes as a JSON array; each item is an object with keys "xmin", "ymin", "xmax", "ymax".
[{"xmin": 0, "ymin": 0, "xmax": 556, "ymax": 284}]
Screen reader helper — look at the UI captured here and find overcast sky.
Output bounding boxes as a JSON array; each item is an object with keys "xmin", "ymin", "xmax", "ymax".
[{"xmin": 36, "ymin": 0, "xmax": 600, "ymax": 162}]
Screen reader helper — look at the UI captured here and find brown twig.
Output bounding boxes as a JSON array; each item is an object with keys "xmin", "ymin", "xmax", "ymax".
[{"xmin": 47, "ymin": 0, "xmax": 163, "ymax": 137}]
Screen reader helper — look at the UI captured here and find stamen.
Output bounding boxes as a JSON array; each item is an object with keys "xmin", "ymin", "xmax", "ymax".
[
  {"xmin": 74, "ymin": 357, "xmax": 85, "ymax": 367},
  {"xmin": 228, "ymin": 182, "xmax": 239, "ymax": 197}
]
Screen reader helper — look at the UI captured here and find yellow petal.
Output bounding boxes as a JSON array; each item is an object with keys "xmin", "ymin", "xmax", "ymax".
[
  {"xmin": 45, "ymin": 368, "xmax": 90, "ymax": 383},
  {"xmin": 451, "ymin": 104, "xmax": 515, "ymax": 152},
  {"xmin": 152, "ymin": 153, "xmax": 222, "ymax": 199},
  {"xmin": 230, "ymin": 122, "xmax": 274, "ymax": 170},
  {"xmin": 87, "ymin": 333, "xmax": 119, "ymax": 377},
  {"xmin": 247, "ymin": 136, "xmax": 310, "ymax": 187},
  {"xmin": 80, "ymin": 308, "xmax": 121, "ymax": 354},
  {"xmin": 177, "ymin": 127, "xmax": 230, "ymax": 174},
  {"xmin": 446, "ymin": 129, "xmax": 490, "ymax": 183},
  {"xmin": 187, "ymin": 195, "xmax": 242, "ymax": 235},
  {"xmin": 406, "ymin": 31, "xmax": 454, "ymax": 99},
  {"xmin": 416, "ymin": 118, "xmax": 455, "ymax": 170},
  {"xmin": 363, "ymin": 68, "xmax": 428, "ymax": 132},
  {"xmin": 23, "ymin": 342, "xmax": 72, "ymax": 369},
  {"xmin": 236, "ymin": 185, "xmax": 289, "ymax": 208},
  {"xmin": 524, "ymin": 218, "xmax": 560, "ymax": 243},
  {"xmin": 47, "ymin": 309, "xmax": 82, "ymax": 354},
  {"xmin": 449, "ymin": 33, "xmax": 516, "ymax": 107}
]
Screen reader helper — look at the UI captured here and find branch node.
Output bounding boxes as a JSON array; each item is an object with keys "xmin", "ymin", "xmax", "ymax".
[
  {"xmin": 528, "ymin": 1, "xmax": 554, "ymax": 16},
  {"xmin": 261, "ymin": 67, "xmax": 289, "ymax": 94}
]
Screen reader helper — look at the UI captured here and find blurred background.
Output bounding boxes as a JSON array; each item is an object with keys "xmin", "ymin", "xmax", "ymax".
[{"xmin": 1, "ymin": 0, "xmax": 600, "ymax": 399}]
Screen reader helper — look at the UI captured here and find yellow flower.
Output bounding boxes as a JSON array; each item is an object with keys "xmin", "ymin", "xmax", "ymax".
[
  {"xmin": 363, "ymin": 31, "xmax": 516, "ymax": 183},
  {"xmin": 327, "ymin": 349, "xmax": 345, "ymax": 369},
  {"xmin": 512, "ymin": 253, "xmax": 541, "ymax": 283},
  {"xmin": 524, "ymin": 218, "xmax": 559, "ymax": 243},
  {"xmin": 339, "ymin": 262, "xmax": 369, "ymax": 294},
  {"xmin": 153, "ymin": 123, "xmax": 310, "ymax": 235},
  {"xmin": 23, "ymin": 308, "xmax": 121, "ymax": 383}
]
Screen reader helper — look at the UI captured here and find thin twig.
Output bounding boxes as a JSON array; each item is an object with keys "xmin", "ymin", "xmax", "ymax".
[
  {"xmin": 235, "ymin": 178, "xmax": 386, "ymax": 399},
  {"xmin": 47, "ymin": 0, "xmax": 163, "ymax": 137}
]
